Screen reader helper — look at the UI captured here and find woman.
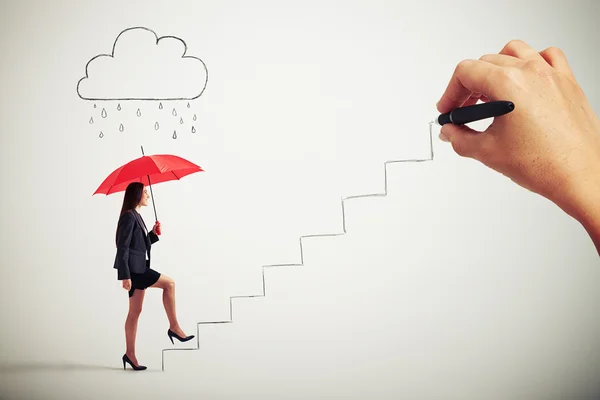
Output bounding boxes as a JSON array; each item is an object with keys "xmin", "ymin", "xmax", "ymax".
[{"xmin": 113, "ymin": 182, "xmax": 194, "ymax": 371}]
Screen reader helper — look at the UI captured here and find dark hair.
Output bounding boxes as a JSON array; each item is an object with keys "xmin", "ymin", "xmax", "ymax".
[
  {"xmin": 116, "ymin": 182, "xmax": 144, "ymax": 245},
  {"xmin": 120, "ymin": 182, "xmax": 144, "ymax": 215}
]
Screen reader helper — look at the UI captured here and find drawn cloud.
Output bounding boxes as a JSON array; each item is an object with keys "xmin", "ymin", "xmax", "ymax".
[{"xmin": 77, "ymin": 27, "xmax": 208, "ymax": 100}]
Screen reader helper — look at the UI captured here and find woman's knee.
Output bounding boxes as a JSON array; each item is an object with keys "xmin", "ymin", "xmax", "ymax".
[
  {"xmin": 129, "ymin": 305, "xmax": 143, "ymax": 316},
  {"xmin": 160, "ymin": 274, "xmax": 175, "ymax": 289},
  {"xmin": 151, "ymin": 274, "xmax": 175, "ymax": 290}
]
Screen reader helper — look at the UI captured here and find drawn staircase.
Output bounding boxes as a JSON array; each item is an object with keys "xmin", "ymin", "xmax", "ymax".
[{"xmin": 160, "ymin": 126, "xmax": 436, "ymax": 371}]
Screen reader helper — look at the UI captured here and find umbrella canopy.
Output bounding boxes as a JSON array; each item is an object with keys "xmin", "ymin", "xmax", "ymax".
[
  {"xmin": 93, "ymin": 150, "xmax": 203, "ymax": 221},
  {"xmin": 93, "ymin": 154, "xmax": 203, "ymax": 195}
]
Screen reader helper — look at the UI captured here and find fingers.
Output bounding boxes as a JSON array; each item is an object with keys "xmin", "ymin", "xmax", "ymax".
[
  {"xmin": 479, "ymin": 53, "xmax": 522, "ymax": 68},
  {"xmin": 490, "ymin": 41, "xmax": 572, "ymax": 77},
  {"xmin": 438, "ymin": 40, "xmax": 569, "ymax": 113},
  {"xmin": 461, "ymin": 93, "xmax": 490, "ymax": 107},
  {"xmin": 439, "ymin": 123, "xmax": 493, "ymax": 161},
  {"xmin": 499, "ymin": 39, "xmax": 542, "ymax": 61},
  {"xmin": 436, "ymin": 40, "xmax": 534, "ymax": 113},
  {"xmin": 538, "ymin": 46, "xmax": 574, "ymax": 77},
  {"xmin": 436, "ymin": 59, "xmax": 501, "ymax": 113},
  {"xmin": 461, "ymin": 95, "xmax": 480, "ymax": 108}
]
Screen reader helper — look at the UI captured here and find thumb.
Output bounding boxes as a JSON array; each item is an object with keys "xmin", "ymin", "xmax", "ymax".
[{"xmin": 439, "ymin": 123, "xmax": 491, "ymax": 160}]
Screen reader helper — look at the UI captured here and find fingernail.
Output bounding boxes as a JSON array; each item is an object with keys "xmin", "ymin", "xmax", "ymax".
[{"xmin": 439, "ymin": 132, "xmax": 450, "ymax": 142}]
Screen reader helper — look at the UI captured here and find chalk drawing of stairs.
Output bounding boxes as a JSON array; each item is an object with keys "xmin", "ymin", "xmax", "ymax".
[{"xmin": 160, "ymin": 127, "xmax": 435, "ymax": 371}]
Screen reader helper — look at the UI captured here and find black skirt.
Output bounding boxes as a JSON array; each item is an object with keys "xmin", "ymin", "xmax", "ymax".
[{"xmin": 128, "ymin": 261, "xmax": 161, "ymax": 298}]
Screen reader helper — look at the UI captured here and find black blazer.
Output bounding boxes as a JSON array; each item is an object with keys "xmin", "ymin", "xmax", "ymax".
[{"xmin": 113, "ymin": 209, "xmax": 159, "ymax": 280}]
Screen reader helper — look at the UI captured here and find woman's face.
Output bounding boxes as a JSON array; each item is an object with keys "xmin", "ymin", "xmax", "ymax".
[{"xmin": 138, "ymin": 187, "xmax": 150, "ymax": 207}]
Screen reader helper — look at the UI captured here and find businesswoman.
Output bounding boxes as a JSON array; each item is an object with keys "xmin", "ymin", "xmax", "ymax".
[{"xmin": 114, "ymin": 182, "xmax": 194, "ymax": 371}]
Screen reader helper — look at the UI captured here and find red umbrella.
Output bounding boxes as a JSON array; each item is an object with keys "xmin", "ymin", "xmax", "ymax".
[{"xmin": 93, "ymin": 146, "xmax": 203, "ymax": 220}]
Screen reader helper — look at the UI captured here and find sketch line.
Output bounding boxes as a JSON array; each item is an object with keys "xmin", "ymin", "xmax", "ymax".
[
  {"xmin": 160, "ymin": 127, "xmax": 435, "ymax": 371},
  {"xmin": 77, "ymin": 26, "xmax": 208, "ymax": 101}
]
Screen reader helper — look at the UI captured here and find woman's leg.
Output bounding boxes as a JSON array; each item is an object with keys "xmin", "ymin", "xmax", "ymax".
[
  {"xmin": 125, "ymin": 288, "xmax": 145, "ymax": 365},
  {"xmin": 150, "ymin": 274, "xmax": 188, "ymax": 336}
]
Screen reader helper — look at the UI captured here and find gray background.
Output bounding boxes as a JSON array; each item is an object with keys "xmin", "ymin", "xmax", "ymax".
[{"xmin": 1, "ymin": 0, "xmax": 599, "ymax": 399}]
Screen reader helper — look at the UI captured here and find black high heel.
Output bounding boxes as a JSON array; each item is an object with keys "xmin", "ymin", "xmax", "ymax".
[
  {"xmin": 167, "ymin": 329, "xmax": 195, "ymax": 344},
  {"xmin": 122, "ymin": 354, "xmax": 147, "ymax": 371}
]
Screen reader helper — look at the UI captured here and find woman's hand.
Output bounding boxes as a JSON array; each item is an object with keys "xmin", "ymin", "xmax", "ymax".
[
  {"xmin": 122, "ymin": 279, "xmax": 132, "ymax": 291},
  {"xmin": 152, "ymin": 221, "xmax": 161, "ymax": 235}
]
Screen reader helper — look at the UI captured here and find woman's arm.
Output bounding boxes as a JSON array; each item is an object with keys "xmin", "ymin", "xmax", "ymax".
[
  {"xmin": 148, "ymin": 230, "xmax": 160, "ymax": 244},
  {"xmin": 114, "ymin": 212, "xmax": 135, "ymax": 280}
]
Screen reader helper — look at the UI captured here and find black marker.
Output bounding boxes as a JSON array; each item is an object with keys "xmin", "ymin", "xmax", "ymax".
[{"xmin": 432, "ymin": 100, "xmax": 515, "ymax": 125}]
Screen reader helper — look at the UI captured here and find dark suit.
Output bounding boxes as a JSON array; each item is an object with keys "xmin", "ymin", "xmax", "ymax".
[{"xmin": 113, "ymin": 209, "xmax": 159, "ymax": 280}]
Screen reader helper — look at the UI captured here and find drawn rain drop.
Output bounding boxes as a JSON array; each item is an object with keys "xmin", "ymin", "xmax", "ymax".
[
  {"xmin": 191, "ymin": 126, "xmax": 196, "ymax": 133},
  {"xmin": 89, "ymin": 117, "xmax": 94, "ymax": 124},
  {"xmin": 119, "ymin": 123, "xmax": 124, "ymax": 132},
  {"xmin": 101, "ymin": 108, "xmax": 107, "ymax": 118},
  {"xmin": 159, "ymin": 102, "xmax": 163, "ymax": 110},
  {"xmin": 187, "ymin": 102, "xmax": 190, "ymax": 108},
  {"xmin": 117, "ymin": 103, "xmax": 121, "ymax": 111},
  {"xmin": 193, "ymin": 114, "xmax": 197, "ymax": 121},
  {"xmin": 137, "ymin": 108, "xmax": 142, "ymax": 117},
  {"xmin": 94, "ymin": 104, "xmax": 97, "ymax": 108},
  {"xmin": 172, "ymin": 130, "xmax": 177, "ymax": 139},
  {"xmin": 172, "ymin": 108, "xmax": 177, "ymax": 116},
  {"xmin": 99, "ymin": 131, "xmax": 104, "ymax": 138},
  {"xmin": 154, "ymin": 121, "xmax": 160, "ymax": 130},
  {"xmin": 180, "ymin": 117, "xmax": 184, "ymax": 124}
]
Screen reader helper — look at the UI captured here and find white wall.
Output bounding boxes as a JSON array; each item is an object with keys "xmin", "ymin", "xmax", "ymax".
[{"xmin": 1, "ymin": 0, "xmax": 599, "ymax": 399}]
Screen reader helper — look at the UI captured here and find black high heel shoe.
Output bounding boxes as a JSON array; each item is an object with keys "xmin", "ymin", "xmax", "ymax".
[
  {"xmin": 122, "ymin": 354, "xmax": 147, "ymax": 371},
  {"xmin": 167, "ymin": 329, "xmax": 195, "ymax": 344}
]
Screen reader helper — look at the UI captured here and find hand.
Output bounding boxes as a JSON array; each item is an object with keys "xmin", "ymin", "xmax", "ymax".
[
  {"xmin": 122, "ymin": 279, "xmax": 132, "ymax": 291},
  {"xmin": 152, "ymin": 220, "xmax": 161, "ymax": 235},
  {"xmin": 437, "ymin": 40, "xmax": 600, "ymax": 249}
]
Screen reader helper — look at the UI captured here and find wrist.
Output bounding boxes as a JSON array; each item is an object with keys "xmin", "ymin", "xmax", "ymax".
[{"xmin": 557, "ymin": 166, "xmax": 600, "ymax": 250}]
